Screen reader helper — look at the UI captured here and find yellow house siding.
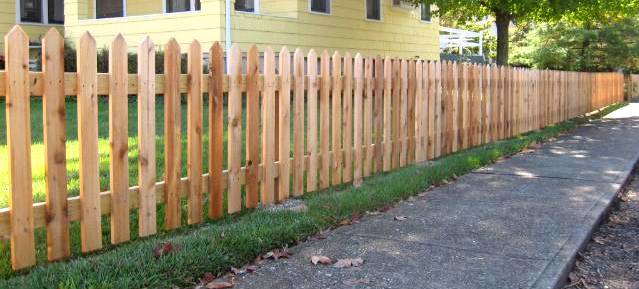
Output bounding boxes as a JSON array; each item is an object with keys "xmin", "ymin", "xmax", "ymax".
[
  {"xmin": 230, "ymin": 0, "xmax": 439, "ymax": 59},
  {"xmin": 0, "ymin": 0, "xmax": 63, "ymax": 56},
  {"xmin": 127, "ymin": 0, "xmax": 163, "ymax": 16},
  {"xmin": 65, "ymin": 0, "xmax": 224, "ymax": 50},
  {"xmin": 63, "ymin": 0, "xmax": 438, "ymax": 60}
]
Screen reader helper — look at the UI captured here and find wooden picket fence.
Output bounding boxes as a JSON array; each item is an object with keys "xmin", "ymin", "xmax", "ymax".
[
  {"xmin": 630, "ymin": 74, "xmax": 639, "ymax": 98},
  {"xmin": 0, "ymin": 26, "xmax": 625, "ymax": 270}
]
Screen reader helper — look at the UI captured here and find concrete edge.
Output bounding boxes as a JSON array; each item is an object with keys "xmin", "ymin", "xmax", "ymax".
[{"xmin": 529, "ymin": 150, "xmax": 639, "ymax": 289}]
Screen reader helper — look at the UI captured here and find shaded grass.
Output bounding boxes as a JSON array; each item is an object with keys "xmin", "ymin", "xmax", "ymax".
[{"xmin": 0, "ymin": 102, "xmax": 625, "ymax": 289}]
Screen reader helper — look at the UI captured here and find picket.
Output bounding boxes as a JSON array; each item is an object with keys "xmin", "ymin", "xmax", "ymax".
[
  {"xmin": 278, "ymin": 47, "xmax": 291, "ymax": 201},
  {"xmin": 354, "ymin": 54, "xmax": 364, "ymax": 182},
  {"xmin": 77, "ymin": 32, "xmax": 102, "ymax": 253},
  {"xmin": 5, "ymin": 27, "xmax": 36, "ymax": 269},
  {"xmin": 227, "ymin": 44, "xmax": 243, "ymax": 211},
  {"xmin": 208, "ymin": 42, "xmax": 224, "ymax": 219},
  {"xmin": 245, "ymin": 45, "xmax": 260, "ymax": 208},
  {"xmin": 42, "ymin": 29, "xmax": 70, "ymax": 260},
  {"xmin": 331, "ymin": 52, "xmax": 343, "ymax": 185},
  {"xmin": 262, "ymin": 47, "xmax": 276, "ymax": 204},
  {"xmin": 137, "ymin": 37, "xmax": 157, "ymax": 236},
  {"xmin": 343, "ymin": 53, "xmax": 354, "ymax": 182},
  {"xmin": 186, "ymin": 40, "xmax": 203, "ymax": 224},
  {"xmin": 364, "ymin": 58, "xmax": 374, "ymax": 176},
  {"xmin": 109, "ymin": 35, "xmax": 130, "ymax": 243},
  {"xmin": 374, "ymin": 56, "xmax": 384, "ymax": 172},
  {"xmin": 319, "ymin": 51, "xmax": 331, "ymax": 189},
  {"xmin": 383, "ymin": 57, "xmax": 392, "ymax": 171},
  {"xmin": 0, "ymin": 29, "xmax": 627, "ymax": 271},
  {"xmin": 163, "ymin": 39, "xmax": 182, "ymax": 229},
  {"xmin": 292, "ymin": 49, "xmax": 305, "ymax": 196}
]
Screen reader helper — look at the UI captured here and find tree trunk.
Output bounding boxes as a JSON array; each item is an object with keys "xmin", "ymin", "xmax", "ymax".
[{"xmin": 495, "ymin": 12, "xmax": 511, "ymax": 66}]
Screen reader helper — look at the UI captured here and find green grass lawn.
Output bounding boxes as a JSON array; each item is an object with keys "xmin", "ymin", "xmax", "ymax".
[
  {"xmin": 0, "ymin": 102, "xmax": 626, "ymax": 288},
  {"xmin": 0, "ymin": 97, "xmax": 221, "ymax": 207}
]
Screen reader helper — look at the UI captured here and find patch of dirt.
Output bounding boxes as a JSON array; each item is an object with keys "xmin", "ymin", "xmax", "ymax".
[{"xmin": 563, "ymin": 171, "xmax": 639, "ymax": 289}]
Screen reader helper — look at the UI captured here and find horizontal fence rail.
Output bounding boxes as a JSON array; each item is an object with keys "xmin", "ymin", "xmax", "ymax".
[{"xmin": 0, "ymin": 26, "xmax": 625, "ymax": 270}]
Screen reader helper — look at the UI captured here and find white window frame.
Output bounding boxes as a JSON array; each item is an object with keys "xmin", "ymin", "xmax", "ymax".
[
  {"xmin": 364, "ymin": 0, "xmax": 382, "ymax": 22},
  {"xmin": 234, "ymin": 0, "xmax": 259, "ymax": 14},
  {"xmin": 16, "ymin": 0, "xmax": 64, "ymax": 25},
  {"xmin": 420, "ymin": 4, "xmax": 432, "ymax": 23},
  {"xmin": 308, "ymin": 0, "xmax": 330, "ymax": 15},
  {"xmin": 163, "ymin": 0, "xmax": 201, "ymax": 13},
  {"xmin": 93, "ymin": 0, "xmax": 127, "ymax": 18}
]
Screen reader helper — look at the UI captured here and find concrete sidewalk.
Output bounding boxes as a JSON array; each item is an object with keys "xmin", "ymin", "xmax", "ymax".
[{"xmin": 234, "ymin": 104, "xmax": 639, "ymax": 289}]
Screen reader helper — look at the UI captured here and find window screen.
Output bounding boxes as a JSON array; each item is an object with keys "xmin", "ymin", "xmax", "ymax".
[
  {"xmin": 310, "ymin": 0, "xmax": 330, "ymax": 14},
  {"xmin": 366, "ymin": 0, "xmax": 381, "ymax": 20},
  {"xmin": 20, "ymin": 0, "xmax": 42, "ymax": 23},
  {"xmin": 48, "ymin": 0, "xmax": 64, "ymax": 24},
  {"xmin": 421, "ymin": 4, "xmax": 431, "ymax": 22},
  {"xmin": 96, "ymin": 0, "xmax": 124, "ymax": 18},
  {"xmin": 235, "ymin": 0, "xmax": 255, "ymax": 12}
]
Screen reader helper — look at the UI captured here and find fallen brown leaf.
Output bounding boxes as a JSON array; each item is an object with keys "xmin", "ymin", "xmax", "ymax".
[
  {"xmin": 334, "ymin": 258, "xmax": 364, "ymax": 268},
  {"xmin": 201, "ymin": 272, "xmax": 216, "ymax": 284},
  {"xmin": 152, "ymin": 242, "xmax": 179, "ymax": 258},
  {"xmin": 263, "ymin": 249, "xmax": 291, "ymax": 260},
  {"xmin": 206, "ymin": 281, "xmax": 234, "ymax": 289},
  {"xmin": 311, "ymin": 255, "xmax": 333, "ymax": 265}
]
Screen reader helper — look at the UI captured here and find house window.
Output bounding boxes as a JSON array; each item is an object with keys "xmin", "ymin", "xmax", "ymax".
[
  {"xmin": 166, "ymin": 0, "xmax": 200, "ymax": 12},
  {"xmin": 48, "ymin": 0, "xmax": 64, "ymax": 23},
  {"xmin": 310, "ymin": 0, "xmax": 329, "ymax": 14},
  {"xmin": 421, "ymin": 4, "xmax": 431, "ymax": 22},
  {"xmin": 20, "ymin": 0, "xmax": 42, "ymax": 23},
  {"xmin": 96, "ymin": 0, "xmax": 124, "ymax": 18},
  {"xmin": 235, "ymin": 0, "xmax": 257, "ymax": 13},
  {"xmin": 19, "ymin": 0, "xmax": 64, "ymax": 23},
  {"xmin": 366, "ymin": 0, "xmax": 381, "ymax": 20}
]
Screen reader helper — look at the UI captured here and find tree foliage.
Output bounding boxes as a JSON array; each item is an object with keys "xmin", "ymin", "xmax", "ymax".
[
  {"xmin": 510, "ymin": 18, "xmax": 639, "ymax": 73},
  {"xmin": 410, "ymin": 0, "xmax": 639, "ymax": 65}
]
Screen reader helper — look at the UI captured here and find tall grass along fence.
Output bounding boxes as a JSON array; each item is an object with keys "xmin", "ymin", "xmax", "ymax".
[{"xmin": 0, "ymin": 26, "xmax": 625, "ymax": 271}]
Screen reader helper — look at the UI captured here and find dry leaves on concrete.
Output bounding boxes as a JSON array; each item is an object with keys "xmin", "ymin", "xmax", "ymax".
[
  {"xmin": 311, "ymin": 255, "xmax": 333, "ymax": 265},
  {"xmin": 333, "ymin": 258, "xmax": 364, "ymax": 268}
]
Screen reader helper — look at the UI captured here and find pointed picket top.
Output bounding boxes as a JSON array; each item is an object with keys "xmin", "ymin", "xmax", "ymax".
[
  {"xmin": 293, "ymin": 48, "xmax": 303, "ymax": 62},
  {"xmin": 332, "ymin": 50, "xmax": 341, "ymax": 62},
  {"xmin": 165, "ymin": 37, "xmax": 180, "ymax": 52},
  {"xmin": 139, "ymin": 36, "xmax": 155, "ymax": 55},
  {"xmin": 308, "ymin": 49, "xmax": 317, "ymax": 62},
  {"xmin": 189, "ymin": 39, "xmax": 201, "ymax": 53},
  {"xmin": 79, "ymin": 31, "xmax": 96, "ymax": 47},
  {"xmin": 321, "ymin": 50, "xmax": 330, "ymax": 61},
  {"xmin": 111, "ymin": 34, "xmax": 127, "ymax": 52},
  {"xmin": 354, "ymin": 52, "xmax": 363, "ymax": 62},
  {"xmin": 279, "ymin": 46, "xmax": 289, "ymax": 56},
  {"xmin": 279, "ymin": 46, "xmax": 290, "ymax": 74},
  {"xmin": 43, "ymin": 28, "xmax": 63, "ymax": 43},
  {"xmin": 6, "ymin": 25, "xmax": 28, "ymax": 42},
  {"xmin": 247, "ymin": 44, "xmax": 257, "ymax": 58},
  {"xmin": 210, "ymin": 41, "xmax": 222, "ymax": 55}
]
